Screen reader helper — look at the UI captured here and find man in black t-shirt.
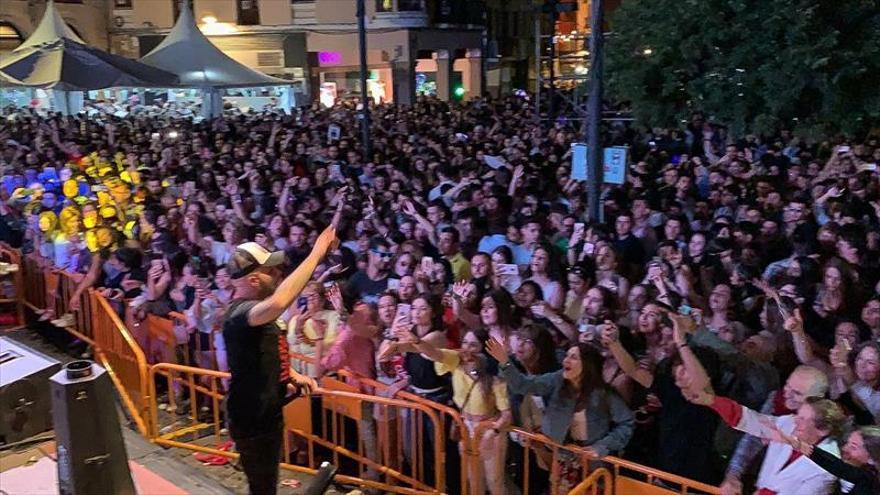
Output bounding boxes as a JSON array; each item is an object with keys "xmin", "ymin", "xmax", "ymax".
[
  {"xmin": 346, "ymin": 236, "xmax": 391, "ymax": 304},
  {"xmin": 223, "ymin": 224, "xmax": 337, "ymax": 494}
]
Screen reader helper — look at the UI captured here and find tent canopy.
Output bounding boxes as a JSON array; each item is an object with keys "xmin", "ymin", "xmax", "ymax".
[
  {"xmin": 140, "ymin": 1, "xmax": 290, "ymax": 89},
  {"xmin": 0, "ymin": 1, "xmax": 178, "ymax": 91}
]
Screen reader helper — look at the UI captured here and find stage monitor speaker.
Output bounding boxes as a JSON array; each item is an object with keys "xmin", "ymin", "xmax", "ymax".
[
  {"xmin": 51, "ymin": 360, "xmax": 136, "ymax": 495},
  {"xmin": 0, "ymin": 336, "xmax": 61, "ymax": 445}
]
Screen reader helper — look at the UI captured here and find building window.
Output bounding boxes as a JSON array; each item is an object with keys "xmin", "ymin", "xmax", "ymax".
[
  {"xmin": 398, "ymin": 0, "xmax": 422, "ymax": 11},
  {"xmin": 237, "ymin": 0, "xmax": 260, "ymax": 25},
  {"xmin": 377, "ymin": 0, "xmax": 423, "ymax": 12},
  {"xmin": 114, "ymin": 0, "xmax": 133, "ymax": 8},
  {"xmin": 0, "ymin": 22, "xmax": 23, "ymax": 52}
]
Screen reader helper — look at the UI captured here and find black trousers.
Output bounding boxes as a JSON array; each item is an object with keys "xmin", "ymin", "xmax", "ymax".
[{"xmin": 232, "ymin": 424, "xmax": 284, "ymax": 495}]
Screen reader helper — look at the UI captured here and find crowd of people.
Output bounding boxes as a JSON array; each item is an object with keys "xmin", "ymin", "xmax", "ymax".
[{"xmin": 2, "ymin": 94, "xmax": 880, "ymax": 495}]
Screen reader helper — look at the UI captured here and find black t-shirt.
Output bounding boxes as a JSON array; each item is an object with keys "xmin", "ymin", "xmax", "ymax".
[
  {"xmin": 223, "ymin": 299, "xmax": 286, "ymax": 437},
  {"xmin": 652, "ymin": 355, "xmax": 721, "ymax": 485},
  {"xmin": 347, "ymin": 270, "xmax": 389, "ymax": 305}
]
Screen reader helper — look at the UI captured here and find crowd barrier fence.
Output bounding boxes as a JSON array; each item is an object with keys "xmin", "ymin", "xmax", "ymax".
[
  {"xmin": 9, "ymin": 251, "xmax": 720, "ymax": 494},
  {"xmin": 17, "ymin": 251, "xmax": 151, "ymax": 436},
  {"xmin": 149, "ymin": 362, "xmax": 446, "ymax": 495}
]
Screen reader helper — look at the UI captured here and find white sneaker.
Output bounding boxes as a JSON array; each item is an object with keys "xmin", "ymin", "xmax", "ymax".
[{"xmin": 51, "ymin": 313, "xmax": 76, "ymax": 328}]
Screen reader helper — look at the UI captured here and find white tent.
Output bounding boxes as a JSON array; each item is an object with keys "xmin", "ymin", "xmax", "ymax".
[
  {"xmin": 0, "ymin": 1, "xmax": 177, "ymax": 101},
  {"xmin": 140, "ymin": 1, "xmax": 292, "ymax": 117}
]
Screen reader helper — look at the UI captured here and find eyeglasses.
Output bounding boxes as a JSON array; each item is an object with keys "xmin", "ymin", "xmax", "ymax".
[{"xmin": 370, "ymin": 249, "xmax": 393, "ymax": 259}]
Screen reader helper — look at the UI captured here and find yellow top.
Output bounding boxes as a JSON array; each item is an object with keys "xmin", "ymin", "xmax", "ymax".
[
  {"xmin": 434, "ymin": 349, "xmax": 510, "ymax": 416},
  {"xmin": 446, "ymin": 252, "xmax": 472, "ymax": 282},
  {"xmin": 287, "ymin": 309, "xmax": 340, "ymax": 346}
]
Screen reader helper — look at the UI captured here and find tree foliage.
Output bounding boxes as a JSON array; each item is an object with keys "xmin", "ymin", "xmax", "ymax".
[{"xmin": 606, "ymin": 0, "xmax": 880, "ymax": 136}]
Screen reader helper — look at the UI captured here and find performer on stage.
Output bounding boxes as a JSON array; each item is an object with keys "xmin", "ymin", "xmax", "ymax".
[{"xmin": 222, "ymin": 202, "xmax": 341, "ymax": 495}]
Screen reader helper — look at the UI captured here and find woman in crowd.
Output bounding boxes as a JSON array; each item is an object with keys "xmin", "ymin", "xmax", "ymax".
[
  {"xmin": 491, "ymin": 245, "xmax": 522, "ymax": 294},
  {"xmin": 563, "ymin": 264, "xmax": 593, "ymax": 322},
  {"xmin": 286, "ymin": 281, "xmax": 341, "ymax": 376},
  {"xmin": 591, "ymin": 241, "xmax": 630, "ymax": 305},
  {"xmin": 524, "ymin": 242, "xmax": 565, "ymax": 310},
  {"xmin": 833, "ymin": 341, "xmax": 880, "ymax": 424},
  {"xmin": 486, "ymin": 338, "xmax": 635, "ymax": 493},
  {"xmin": 395, "ymin": 327, "xmax": 511, "ymax": 494}
]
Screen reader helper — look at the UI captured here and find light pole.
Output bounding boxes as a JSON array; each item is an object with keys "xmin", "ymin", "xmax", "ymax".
[
  {"xmin": 584, "ymin": 0, "xmax": 604, "ymax": 222},
  {"xmin": 356, "ymin": 0, "xmax": 373, "ymax": 160}
]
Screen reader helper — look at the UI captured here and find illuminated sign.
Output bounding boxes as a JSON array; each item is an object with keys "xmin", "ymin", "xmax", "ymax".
[{"xmin": 317, "ymin": 51, "xmax": 343, "ymax": 66}]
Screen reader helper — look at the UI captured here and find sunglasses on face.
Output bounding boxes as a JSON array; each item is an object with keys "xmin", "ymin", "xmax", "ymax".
[{"xmin": 370, "ymin": 249, "xmax": 393, "ymax": 259}]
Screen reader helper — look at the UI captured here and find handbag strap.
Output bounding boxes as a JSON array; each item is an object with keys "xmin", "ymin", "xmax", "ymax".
[{"xmin": 459, "ymin": 375, "xmax": 479, "ymax": 411}]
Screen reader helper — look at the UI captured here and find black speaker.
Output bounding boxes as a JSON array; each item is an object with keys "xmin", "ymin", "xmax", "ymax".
[
  {"xmin": 51, "ymin": 360, "xmax": 136, "ymax": 495},
  {"xmin": 0, "ymin": 336, "xmax": 61, "ymax": 445}
]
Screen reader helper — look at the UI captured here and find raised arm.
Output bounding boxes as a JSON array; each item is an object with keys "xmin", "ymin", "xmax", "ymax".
[
  {"xmin": 602, "ymin": 323, "xmax": 654, "ymax": 388},
  {"xmin": 485, "ymin": 338, "xmax": 560, "ymax": 396},
  {"xmin": 247, "ymin": 225, "xmax": 337, "ymax": 327},
  {"xmin": 69, "ymin": 255, "xmax": 104, "ymax": 311}
]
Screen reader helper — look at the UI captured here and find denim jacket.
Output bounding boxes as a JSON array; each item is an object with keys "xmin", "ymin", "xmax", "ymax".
[{"xmin": 500, "ymin": 364, "xmax": 635, "ymax": 457}]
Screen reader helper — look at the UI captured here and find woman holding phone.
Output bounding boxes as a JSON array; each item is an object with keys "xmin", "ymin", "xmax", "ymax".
[
  {"xmin": 286, "ymin": 281, "xmax": 340, "ymax": 376},
  {"xmin": 379, "ymin": 293, "xmax": 451, "ymax": 486}
]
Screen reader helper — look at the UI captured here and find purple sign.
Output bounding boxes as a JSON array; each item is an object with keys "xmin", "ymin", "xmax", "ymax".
[{"xmin": 318, "ymin": 51, "xmax": 342, "ymax": 65}]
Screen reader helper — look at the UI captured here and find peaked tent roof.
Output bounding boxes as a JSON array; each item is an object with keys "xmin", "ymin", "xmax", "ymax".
[
  {"xmin": 140, "ymin": 2, "xmax": 290, "ymax": 88},
  {"xmin": 0, "ymin": 1, "xmax": 178, "ymax": 91},
  {"xmin": 14, "ymin": 0, "xmax": 85, "ymax": 51}
]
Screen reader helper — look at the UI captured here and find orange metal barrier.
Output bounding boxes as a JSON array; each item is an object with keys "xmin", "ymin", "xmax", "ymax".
[
  {"xmin": 148, "ymin": 362, "xmax": 445, "ymax": 495},
  {"xmin": 20, "ymin": 255, "xmax": 96, "ymax": 345},
  {"xmin": 569, "ymin": 468, "xmax": 613, "ymax": 495},
  {"xmin": 89, "ymin": 290, "xmax": 151, "ymax": 436},
  {"xmin": 289, "ymin": 351, "xmax": 472, "ymax": 495},
  {"xmin": 0, "ymin": 246, "xmax": 25, "ymax": 328},
  {"xmin": 472, "ymin": 423, "xmax": 720, "ymax": 495},
  {"xmin": 604, "ymin": 456, "xmax": 720, "ymax": 495},
  {"xmin": 16, "ymin": 255, "xmax": 150, "ymax": 436}
]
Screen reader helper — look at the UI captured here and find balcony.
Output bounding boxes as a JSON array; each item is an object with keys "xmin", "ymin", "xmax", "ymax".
[{"xmin": 372, "ymin": 0, "xmax": 429, "ymax": 29}]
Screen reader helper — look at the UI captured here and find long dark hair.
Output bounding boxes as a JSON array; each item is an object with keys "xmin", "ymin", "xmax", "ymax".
[
  {"xmin": 482, "ymin": 288, "xmax": 518, "ymax": 328},
  {"xmin": 413, "ymin": 292, "xmax": 445, "ymax": 331},
  {"xmin": 466, "ymin": 328, "xmax": 499, "ymax": 400},
  {"xmin": 524, "ymin": 242, "xmax": 564, "ymax": 282},
  {"xmin": 561, "ymin": 344, "xmax": 606, "ymax": 408}
]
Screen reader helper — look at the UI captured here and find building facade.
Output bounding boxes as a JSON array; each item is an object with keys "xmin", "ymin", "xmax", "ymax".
[
  {"xmin": 106, "ymin": 0, "xmax": 486, "ymax": 105},
  {"xmin": 2, "ymin": 0, "xmax": 487, "ymax": 105},
  {"xmin": 1, "ymin": 0, "xmax": 110, "ymax": 54}
]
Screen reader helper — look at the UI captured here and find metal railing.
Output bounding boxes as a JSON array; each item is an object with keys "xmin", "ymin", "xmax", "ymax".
[
  {"xmin": 18, "ymin": 254, "xmax": 150, "ymax": 436},
  {"xmin": 148, "ymin": 362, "xmax": 445, "ymax": 495}
]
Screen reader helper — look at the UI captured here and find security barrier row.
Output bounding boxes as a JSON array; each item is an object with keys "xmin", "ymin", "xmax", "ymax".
[{"xmin": 10, "ymin": 249, "xmax": 720, "ymax": 494}]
